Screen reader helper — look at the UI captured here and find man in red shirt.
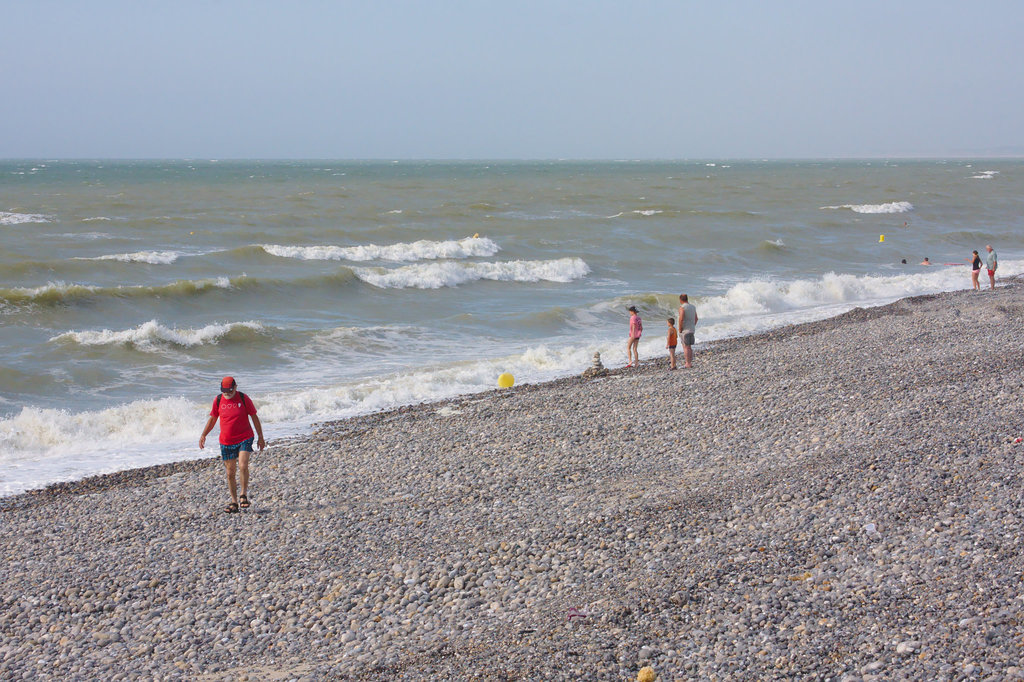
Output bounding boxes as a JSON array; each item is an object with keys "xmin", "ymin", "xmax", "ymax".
[{"xmin": 199, "ymin": 376, "xmax": 266, "ymax": 513}]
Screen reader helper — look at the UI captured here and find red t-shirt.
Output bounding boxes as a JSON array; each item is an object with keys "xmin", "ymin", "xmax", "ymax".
[{"xmin": 210, "ymin": 392, "xmax": 257, "ymax": 445}]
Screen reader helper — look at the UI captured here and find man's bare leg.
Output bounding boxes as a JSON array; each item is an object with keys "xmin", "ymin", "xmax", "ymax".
[
  {"xmin": 225, "ymin": 459, "xmax": 238, "ymax": 504},
  {"xmin": 238, "ymin": 450, "xmax": 251, "ymax": 499}
]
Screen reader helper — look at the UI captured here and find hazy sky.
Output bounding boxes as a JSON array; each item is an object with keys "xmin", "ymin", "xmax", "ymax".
[{"xmin": 3, "ymin": 1, "xmax": 1022, "ymax": 159}]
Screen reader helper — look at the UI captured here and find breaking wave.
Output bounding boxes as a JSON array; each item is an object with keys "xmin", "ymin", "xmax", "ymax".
[
  {"xmin": 1, "ymin": 211, "xmax": 51, "ymax": 225},
  {"xmin": 698, "ymin": 261, "xmax": 1024, "ymax": 324},
  {"xmin": 820, "ymin": 201, "xmax": 913, "ymax": 214},
  {"xmin": 77, "ymin": 250, "xmax": 181, "ymax": 264},
  {"xmin": 0, "ymin": 277, "xmax": 234, "ymax": 306},
  {"xmin": 757, "ymin": 239, "xmax": 787, "ymax": 252},
  {"xmin": 261, "ymin": 236, "xmax": 499, "ymax": 262},
  {"xmin": 354, "ymin": 258, "xmax": 590, "ymax": 289},
  {"xmin": 50, "ymin": 320, "xmax": 267, "ymax": 349}
]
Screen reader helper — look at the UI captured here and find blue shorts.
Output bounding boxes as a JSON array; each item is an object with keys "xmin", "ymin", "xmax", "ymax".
[{"xmin": 220, "ymin": 438, "xmax": 254, "ymax": 461}]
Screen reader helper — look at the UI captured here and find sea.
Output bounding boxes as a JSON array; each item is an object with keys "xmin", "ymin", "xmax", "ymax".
[{"xmin": 1, "ymin": 159, "xmax": 1021, "ymax": 497}]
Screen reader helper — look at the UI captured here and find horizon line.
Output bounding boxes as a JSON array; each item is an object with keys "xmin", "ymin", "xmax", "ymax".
[{"xmin": 3, "ymin": 155, "xmax": 1024, "ymax": 163}]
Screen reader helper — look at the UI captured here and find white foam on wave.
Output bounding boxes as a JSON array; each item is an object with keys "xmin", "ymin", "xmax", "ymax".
[
  {"xmin": 0, "ymin": 397, "xmax": 210, "ymax": 496},
  {"xmin": 821, "ymin": 201, "xmax": 913, "ymax": 214},
  {"xmin": 1, "ymin": 211, "xmax": 51, "ymax": 225},
  {"xmin": 46, "ymin": 232, "xmax": 117, "ymax": 240},
  {"xmin": 50, "ymin": 320, "xmax": 265, "ymax": 349},
  {"xmin": 633, "ymin": 210, "xmax": 663, "ymax": 216},
  {"xmin": 0, "ymin": 340, "xmax": 612, "ymax": 497},
  {"xmin": 354, "ymin": 257, "xmax": 590, "ymax": 289},
  {"xmin": 694, "ymin": 260, "xmax": 1024, "ymax": 341},
  {"xmin": 77, "ymin": 250, "xmax": 181, "ymax": 264},
  {"xmin": 6, "ymin": 260, "xmax": 1023, "ymax": 497},
  {"xmin": 262, "ymin": 236, "xmax": 499, "ymax": 262},
  {"xmin": 971, "ymin": 170, "xmax": 999, "ymax": 180},
  {"xmin": 8, "ymin": 281, "xmax": 100, "ymax": 298}
]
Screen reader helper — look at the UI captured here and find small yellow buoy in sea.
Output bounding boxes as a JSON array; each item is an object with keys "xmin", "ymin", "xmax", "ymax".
[
  {"xmin": 190, "ymin": 231, "xmax": 195, "ymax": 235},
  {"xmin": 879, "ymin": 234, "xmax": 885, "ymax": 243},
  {"xmin": 473, "ymin": 233, "xmax": 479, "ymax": 238},
  {"xmin": 637, "ymin": 667, "xmax": 657, "ymax": 682},
  {"xmin": 498, "ymin": 372, "xmax": 514, "ymax": 388}
]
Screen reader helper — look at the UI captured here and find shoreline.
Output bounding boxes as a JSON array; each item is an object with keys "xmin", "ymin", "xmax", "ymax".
[
  {"xmin": 0, "ymin": 284, "xmax": 979, "ymax": 511},
  {"xmin": 4, "ymin": 280, "xmax": 1024, "ymax": 679}
]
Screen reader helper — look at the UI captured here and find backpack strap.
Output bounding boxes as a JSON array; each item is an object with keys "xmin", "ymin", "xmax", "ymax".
[{"xmin": 216, "ymin": 391, "xmax": 247, "ymax": 410}]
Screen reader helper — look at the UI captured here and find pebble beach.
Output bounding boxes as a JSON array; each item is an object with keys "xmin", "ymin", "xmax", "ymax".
[{"xmin": 3, "ymin": 281, "xmax": 1024, "ymax": 681}]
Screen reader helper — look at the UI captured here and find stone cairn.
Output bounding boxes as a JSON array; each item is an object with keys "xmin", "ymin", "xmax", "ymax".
[{"xmin": 582, "ymin": 351, "xmax": 609, "ymax": 378}]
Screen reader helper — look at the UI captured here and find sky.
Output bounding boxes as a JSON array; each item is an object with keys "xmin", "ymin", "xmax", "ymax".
[{"xmin": 3, "ymin": 1, "xmax": 1023, "ymax": 159}]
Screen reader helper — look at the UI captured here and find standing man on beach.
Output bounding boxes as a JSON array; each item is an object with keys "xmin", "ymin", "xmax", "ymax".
[
  {"xmin": 199, "ymin": 376, "xmax": 265, "ymax": 513},
  {"xmin": 984, "ymin": 244, "xmax": 998, "ymax": 290},
  {"xmin": 677, "ymin": 294, "xmax": 698, "ymax": 369}
]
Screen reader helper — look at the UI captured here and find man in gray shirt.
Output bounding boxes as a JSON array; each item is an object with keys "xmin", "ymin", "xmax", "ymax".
[
  {"xmin": 677, "ymin": 293, "xmax": 699, "ymax": 369},
  {"xmin": 984, "ymin": 244, "xmax": 998, "ymax": 290}
]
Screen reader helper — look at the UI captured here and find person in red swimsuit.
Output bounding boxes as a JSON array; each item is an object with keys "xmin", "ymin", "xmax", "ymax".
[{"xmin": 199, "ymin": 376, "xmax": 266, "ymax": 513}]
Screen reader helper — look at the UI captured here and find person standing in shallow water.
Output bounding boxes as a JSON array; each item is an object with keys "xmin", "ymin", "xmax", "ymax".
[
  {"xmin": 199, "ymin": 376, "xmax": 265, "ymax": 513},
  {"xmin": 677, "ymin": 294, "xmax": 698, "ymax": 369},
  {"xmin": 626, "ymin": 306, "xmax": 642, "ymax": 368}
]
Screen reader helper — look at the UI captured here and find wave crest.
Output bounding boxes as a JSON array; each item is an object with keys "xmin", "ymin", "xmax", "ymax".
[
  {"xmin": 1, "ymin": 211, "xmax": 51, "ymax": 225},
  {"xmin": 262, "ymin": 236, "xmax": 500, "ymax": 262},
  {"xmin": 50, "ymin": 320, "xmax": 266, "ymax": 349},
  {"xmin": 355, "ymin": 258, "xmax": 590, "ymax": 289},
  {"xmin": 0, "ymin": 277, "xmax": 234, "ymax": 306},
  {"xmin": 757, "ymin": 239, "xmax": 786, "ymax": 252},
  {"xmin": 78, "ymin": 250, "xmax": 181, "ymax": 264},
  {"xmin": 820, "ymin": 201, "xmax": 913, "ymax": 214}
]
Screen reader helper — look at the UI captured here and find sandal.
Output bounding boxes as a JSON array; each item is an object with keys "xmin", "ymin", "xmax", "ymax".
[
  {"xmin": 224, "ymin": 502, "xmax": 239, "ymax": 514},
  {"xmin": 239, "ymin": 494, "xmax": 250, "ymax": 509}
]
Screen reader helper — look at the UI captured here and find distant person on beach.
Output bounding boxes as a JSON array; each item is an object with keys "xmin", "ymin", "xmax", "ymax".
[
  {"xmin": 970, "ymin": 250, "xmax": 982, "ymax": 290},
  {"xmin": 920, "ymin": 257, "xmax": 932, "ymax": 266},
  {"xmin": 626, "ymin": 306, "xmax": 642, "ymax": 368},
  {"xmin": 666, "ymin": 317, "xmax": 678, "ymax": 370},
  {"xmin": 199, "ymin": 376, "xmax": 266, "ymax": 513},
  {"xmin": 677, "ymin": 294, "xmax": 698, "ymax": 369},
  {"xmin": 984, "ymin": 245, "xmax": 998, "ymax": 289}
]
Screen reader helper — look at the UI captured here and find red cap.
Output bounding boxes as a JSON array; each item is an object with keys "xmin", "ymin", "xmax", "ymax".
[{"xmin": 221, "ymin": 376, "xmax": 236, "ymax": 390}]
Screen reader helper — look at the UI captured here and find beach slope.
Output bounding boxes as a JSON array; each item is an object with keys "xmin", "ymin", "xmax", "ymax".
[{"xmin": 3, "ymin": 283, "xmax": 1024, "ymax": 680}]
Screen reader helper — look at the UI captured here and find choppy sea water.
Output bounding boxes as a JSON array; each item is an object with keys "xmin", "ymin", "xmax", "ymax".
[{"xmin": 1, "ymin": 159, "xmax": 1021, "ymax": 496}]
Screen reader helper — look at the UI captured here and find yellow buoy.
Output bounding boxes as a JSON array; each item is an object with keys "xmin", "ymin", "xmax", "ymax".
[
  {"xmin": 498, "ymin": 372, "xmax": 514, "ymax": 388},
  {"xmin": 879, "ymin": 234, "xmax": 885, "ymax": 242},
  {"xmin": 473, "ymin": 233, "xmax": 479, "ymax": 238}
]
